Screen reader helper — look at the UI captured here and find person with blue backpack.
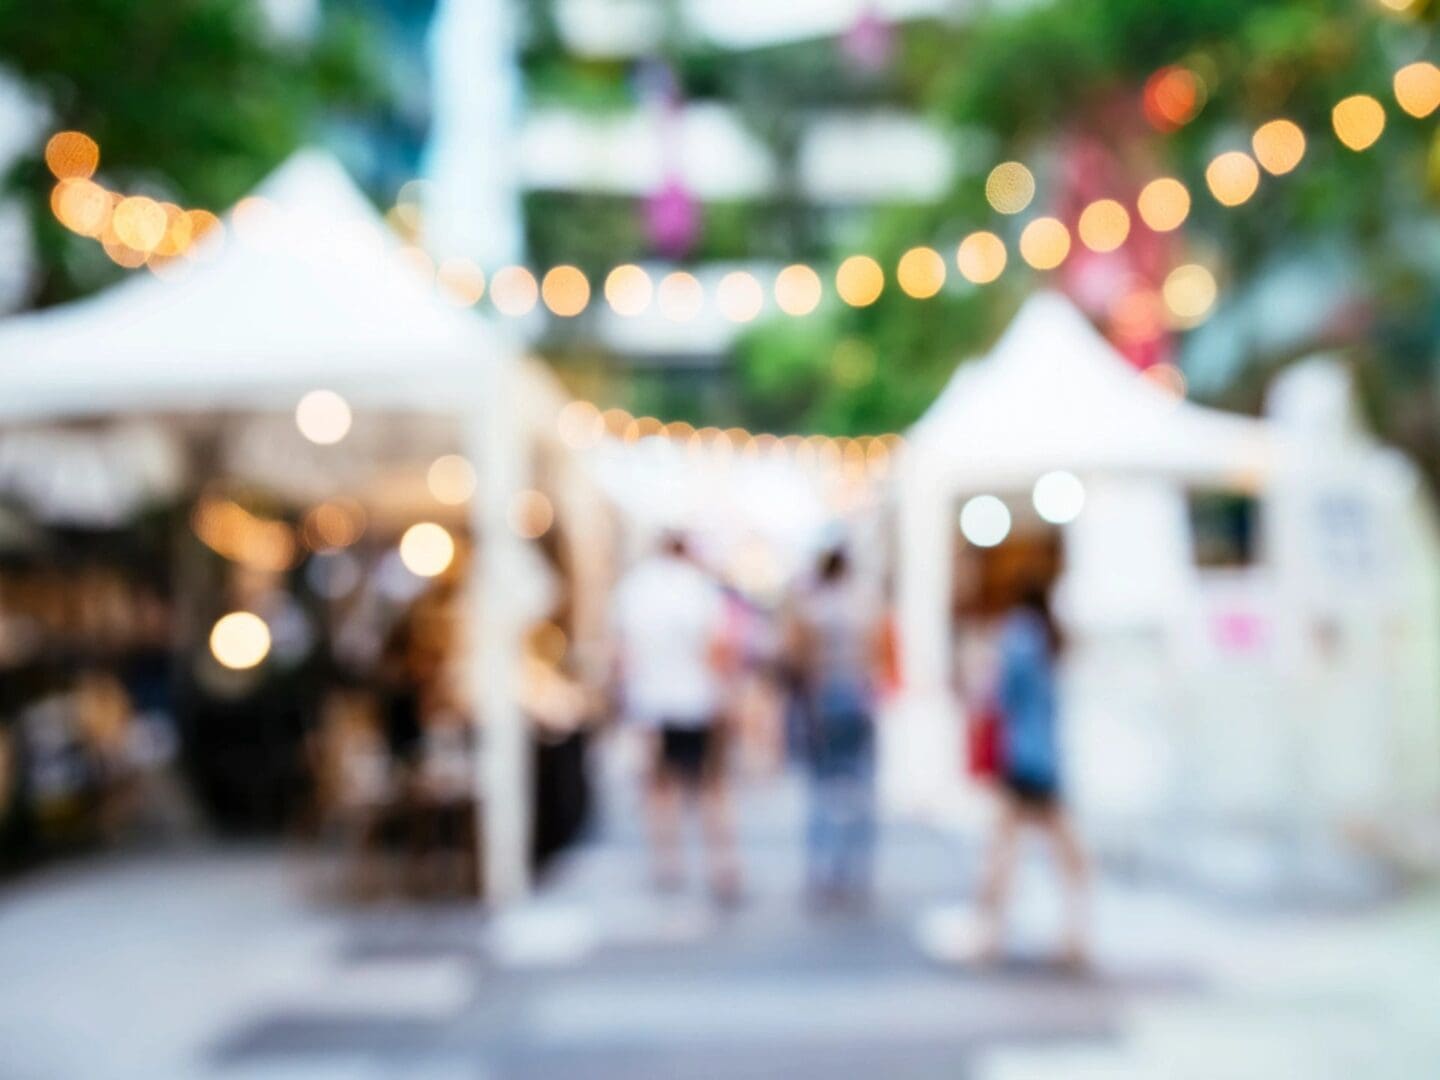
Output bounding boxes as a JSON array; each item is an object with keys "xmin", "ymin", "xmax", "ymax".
[{"xmin": 785, "ymin": 543, "xmax": 888, "ymax": 911}]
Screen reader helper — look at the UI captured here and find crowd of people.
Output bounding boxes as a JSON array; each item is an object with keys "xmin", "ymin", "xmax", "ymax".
[{"xmin": 607, "ymin": 530, "xmax": 1091, "ymax": 966}]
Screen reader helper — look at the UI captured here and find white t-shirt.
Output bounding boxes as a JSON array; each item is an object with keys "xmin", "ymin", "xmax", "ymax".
[{"xmin": 611, "ymin": 555, "xmax": 727, "ymax": 728}]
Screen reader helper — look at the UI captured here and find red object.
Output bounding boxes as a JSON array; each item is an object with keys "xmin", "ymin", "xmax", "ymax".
[{"xmin": 967, "ymin": 702, "xmax": 1004, "ymax": 780}]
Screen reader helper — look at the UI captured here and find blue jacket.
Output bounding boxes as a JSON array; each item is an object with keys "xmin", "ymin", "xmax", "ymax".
[{"xmin": 997, "ymin": 610, "xmax": 1059, "ymax": 786}]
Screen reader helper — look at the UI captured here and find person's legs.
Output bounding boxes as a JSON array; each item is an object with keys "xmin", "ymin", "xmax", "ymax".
[
  {"xmin": 699, "ymin": 726, "xmax": 741, "ymax": 902},
  {"xmin": 806, "ymin": 770, "xmax": 839, "ymax": 899},
  {"xmin": 646, "ymin": 732, "xmax": 684, "ymax": 889},
  {"xmin": 1042, "ymin": 808, "xmax": 1090, "ymax": 964},
  {"xmin": 844, "ymin": 725, "xmax": 877, "ymax": 899},
  {"xmin": 977, "ymin": 797, "xmax": 1021, "ymax": 959}
]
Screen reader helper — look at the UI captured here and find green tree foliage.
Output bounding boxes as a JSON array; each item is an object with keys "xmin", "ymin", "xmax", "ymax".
[
  {"xmin": 735, "ymin": 0, "xmax": 1440, "ymax": 447},
  {"xmin": 0, "ymin": 0, "xmax": 386, "ymax": 305}
]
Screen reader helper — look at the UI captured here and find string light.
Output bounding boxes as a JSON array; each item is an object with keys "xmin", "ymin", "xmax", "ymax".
[
  {"xmin": 956, "ymin": 231, "xmax": 1007, "ymax": 285},
  {"xmin": 437, "ymin": 258, "xmax": 485, "ymax": 305},
  {"xmin": 490, "ymin": 265, "xmax": 539, "ymax": 315},
  {"xmin": 1332, "ymin": 94, "xmax": 1386, "ymax": 150},
  {"xmin": 896, "ymin": 246, "xmax": 946, "ymax": 298},
  {"xmin": 52, "ymin": 53, "xmax": 1431, "ymax": 384},
  {"xmin": 774, "ymin": 264, "xmax": 822, "ymax": 316},
  {"xmin": 1393, "ymin": 61, "xmax": 1440, "ymax": 118},
  {"xmin": 1163, "ymin": 263, "xmax": 1218, "ymax": 327},
  {"xmin": 541, "ymin": 264, "xmax": 590, "ymax": 317},
  {"xmin": 1136, "ymin": 177, "xmax": 1191, "ymax": 232},
  {"xmin": 51, "ymin": 179, "xmax": 111, "ymax": 237},
  {"xmin": 44, "ymin": 131, "xmax": 99, "ymax": 180},
  {"xmin": 985, "ymin": 162, "xmax": 1035, "ymax": 215},
  {"xmin": 1019, "ymin": 217, "xmax": 1071, "ymax": 271},
  {"xmin": 1205, "ymin": 151, "xmax": 1261, "ymax": 206},
  {"xmin": 658, "ymin": 271, "xmax": 704, "ymax": 321},
  {"xmin": 1251, "ymin": 119, "xmax": 1306, "ymax": 175},
  {"xmin": 716, "ymin": 270, "xmax": 764, "ymax": 323},
  {"xmin": 604, "ymin": 264, "xmax": 652, "ymax": 316},
  {"xmin": 1077, "ymin": 199, "xmax": 1131, "ymax": 253},
  {"xmin": 835, "ymin": 255, "xmax": 884, "ymax": 307}
]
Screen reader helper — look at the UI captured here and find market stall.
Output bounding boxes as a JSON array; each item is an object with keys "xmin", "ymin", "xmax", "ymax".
[
  {"xmin": 0, "ymin": 151, "xmax": 606, "ymax": 901},
  {"xmin": 893, "ymin": 291, "xmax": 1440, "ymax": 862}
]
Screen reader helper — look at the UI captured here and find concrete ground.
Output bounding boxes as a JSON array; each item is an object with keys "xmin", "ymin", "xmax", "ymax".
[{"xmin": 1, "ymin": 765, "xmax": 1437, "ymax": 1079}]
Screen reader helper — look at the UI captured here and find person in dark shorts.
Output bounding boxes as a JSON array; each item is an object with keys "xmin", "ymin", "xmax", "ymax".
[
  {"xmin": 977, "ymin": 584, "xmax": 1090, "ymax": 966},
  {"xmin": 611, "ymin": 534, "xmax": 741, "ymax": 903}
]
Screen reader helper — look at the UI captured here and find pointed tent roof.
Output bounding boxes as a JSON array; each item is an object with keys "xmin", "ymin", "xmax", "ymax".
[
  {"xmin": 910, "ymin": 291, "xmax": 1274, "ymax": 486},
  {"xmin": 0, "ymin": 150, "xmax": 508, "ymax": 420}
]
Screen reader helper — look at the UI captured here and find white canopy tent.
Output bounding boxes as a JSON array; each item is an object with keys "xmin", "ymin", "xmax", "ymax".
[
  {"xmin": 0, "ymin": 150, "xmax": 557, "ymax": 903},
  {"xmin": 894, "ymin": 291, "xmax": 1440, "ymax": 875},
  {"xmin": 898, "ymin": 290, "xmax": 1276, "ymax": 694}
]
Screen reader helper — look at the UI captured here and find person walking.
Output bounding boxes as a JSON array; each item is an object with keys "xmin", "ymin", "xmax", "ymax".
[
  {"xmin": 786, "ymin": 543, "xmax": 887, "ymax": 910},
  {"xmin": 976, "ymin": 584, "xmax": 1090, "ymax": 967},
  {"xmin": 611, "ymin": 532, "xmax": 741, "ymax": 904}
]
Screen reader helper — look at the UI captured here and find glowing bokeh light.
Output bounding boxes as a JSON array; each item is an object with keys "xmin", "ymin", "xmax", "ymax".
[
  {"xmin": 185, "ymin": 210, "xmax": 224, "ymax": 259},
  {"xmin": 295, "ymin": 389, "xmax": 352, "ymax": 445},
  {"xmin": 1143, "ymin": 66, "xmax": 1204, "ymax": 131},
  {"xmin": 51, "ymin": 178, "xmax": 111, "ymax": 237},
  {"xmin": 1332, "ymin": 94, "xmax": 1386, "ymax": 151},
  {"xmin": 111, "ymin": 196, "xmax": 167, "ymax": 252},
  {"xmin": 210, "ymin": 612, "xmax": 271, "ymax": 671},
  {"xmin": 557, "ymin": 400, "xmax": 604, "ymax": 449},
  {"xmin": 1393, "ymin": 62, "xmax": 1440, "ymax": 118},
  {"xmin": 490, "ymin": 266, "xmax": 539, "ymax": 315},
  {"xmin": 985, "ymin": 162, "xmax": 1035, "ymax": 215},
  {"xmin": 45, "ymin": 131, "xmax": 99, "ymax": 180},
  {"xmin": 1033, "ymin": 471, "xmax": 1085, "ymax": 525},
  {"xmin": 604, "ymin": 264, "xmax": 652, "ymax": 316},
  {"xmin": 1137, "ymin": 177, "xmax": 1191, "ymax": 232},
  {"xmin": 956, "ymin": 231, "xmax": 1007, "ymax": 285},
  {"xmin": 775, "ymin": 264, "xmax": 822, "ymax": 316},
  {"xmin": 716, "ymin": 270, "xmax": 764, "ymax": 322},
  {"xmin": 896, "ymin": 246, "xmax": 946, "ymax": 299},
  {"xmin": 437, "ymin": 258, "xmax": 485, "ymax": 305},
  {"xmin": 1251, "ymin": 119, "xmax": 1306, "ymax": 175},
  {"xmin": 835, "ymin": 255, "xmax": 884, "ymax": 307},
  {"xmin": 1019, "ymin": 217, "xmax": 1071, "ymax": 271},
  {"xmin": 427, "ymin": 454, "xmax": 476, "ymax": 505},
  {"xmin": 304, "ymin": 500, "xmax": 365, "ymax": 551},
  {"xmin": 658, "ymin": 271, "xmax": 704, "ymax": 321},
  {"xmin": 507, "ymin": 490, "xmax": 555, "ymax": 539},
  {"xmin": 542, "ymin": 264, "xmax": 590, "ymax": 317},
  {"xmin": 153, "ymin": 203, "xmax": 193, "ymax": 258},
  {"xmin": 399, "ymin": 522, "xmax": 455, "ymax": 577},
  {"xmin": 1205, "ymin": 151, "xmax": 1261, "ymax": 207},
  {"xmin": 1163, "ymin": 263, "xmax": 1218, "ymax": 327},
  {"xmin": 960, "ymin": 495, "xmax": 1011, "ymax": 548},
  {"xmin": 1077, "ymin": 199, "xmax": 1131, "ymax": 253}
]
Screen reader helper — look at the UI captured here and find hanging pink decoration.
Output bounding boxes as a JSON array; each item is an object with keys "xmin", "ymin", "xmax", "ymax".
[
  {"xmin": 841, "ymin": 7, "xmax": 895, "ymax": 74},
  {"xmin": 644, "ymin": 175, "xmax": 701, "ymax": 260}
]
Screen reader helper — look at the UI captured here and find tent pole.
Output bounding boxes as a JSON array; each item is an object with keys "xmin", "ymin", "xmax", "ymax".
[{"xmin": 471, "ymin": 353, "xmax": 531, "ymax": 907}]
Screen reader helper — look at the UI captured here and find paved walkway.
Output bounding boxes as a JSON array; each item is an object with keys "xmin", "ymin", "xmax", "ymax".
[{"xmin": 1, "ymin": 757, "xmax": 1438, "ymax": 1078}]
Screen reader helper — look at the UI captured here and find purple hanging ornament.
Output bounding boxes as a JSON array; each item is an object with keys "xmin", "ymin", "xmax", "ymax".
[
  {"xmin": 841, "ymin": 7, "xmax": 895, "ymax": 74},
  {"xmin": 644, "ymin": 175, "xmax": 701, "ymax": 260}
]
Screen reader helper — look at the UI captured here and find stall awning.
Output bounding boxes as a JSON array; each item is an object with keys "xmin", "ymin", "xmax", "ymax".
[
  {"xmin": 0, "ymin": 151, "xmax": 510, "ymax": 420},
  {"xmin": 909, "ymin": 291, "xmax": 1275, "ymax": 488}
]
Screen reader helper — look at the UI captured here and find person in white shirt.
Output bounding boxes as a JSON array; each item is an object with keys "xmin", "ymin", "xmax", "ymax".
[{"xmin": 611, "ymin": 532, "xmax": 741, "ymax": 902}]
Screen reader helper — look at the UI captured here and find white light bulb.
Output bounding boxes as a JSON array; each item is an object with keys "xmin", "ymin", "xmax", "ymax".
[
  {"xmin": 960, "ymin": 495, "xmax": 1011, "ymax": 548},
  {"xmin": 1032, "ymin": 471, "xmax": 1086, "ymax": 525}
]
